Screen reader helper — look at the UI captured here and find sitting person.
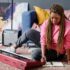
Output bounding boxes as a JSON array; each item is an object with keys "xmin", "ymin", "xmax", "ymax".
[
  {"xmin": 4, "ymin": 4, "xmax": 70, "ymax": 64},
  {"xmin": 9, "ymin": 22, "xmax": 40, "ymax": 53},
  {"xmin": 40, "ymin": 4, "xmax": 70, "ymax": 64}
]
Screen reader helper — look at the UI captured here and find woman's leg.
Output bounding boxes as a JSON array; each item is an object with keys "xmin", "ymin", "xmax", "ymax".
[
  {"xmin": 15, "ymin": 29, "xmax": 40, "ymax": 49},
  {"xmin": 31, "ymin": 48, "xmax": 58, "ymax": 61},
  {"xmin": 45, "ymin": 49, "xmax": 57, "ymax": 61},
  {"xmin": 57, "ymin": 54, "xmax": 65, "ymax": 61}
]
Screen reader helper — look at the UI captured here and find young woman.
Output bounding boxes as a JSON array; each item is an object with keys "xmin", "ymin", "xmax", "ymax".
[
  {"xmin": 40, "ymin": 4, "xmax": 70, "ymax": 63},
  {"xmin": 5, "ymin": 4, "xmax": 70, "ymax": 64}
]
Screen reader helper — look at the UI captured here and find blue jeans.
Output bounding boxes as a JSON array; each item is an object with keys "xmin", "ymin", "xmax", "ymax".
[{"xmin": 15, "ymin": 29, "xmax": 40, "ymax": 48}]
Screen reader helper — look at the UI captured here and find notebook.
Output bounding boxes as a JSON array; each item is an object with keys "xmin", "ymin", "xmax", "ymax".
[{"xmin": 46, "ymin": 62, "xmax": 64, "ymax": 67}]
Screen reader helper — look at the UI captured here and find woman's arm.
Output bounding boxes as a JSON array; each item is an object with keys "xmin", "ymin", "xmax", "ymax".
[
  {"xmin": 40, "ymin": 21, "xmax": 48, "ymax": 64},
  {"xmin": 66, "ymin": 49, "xmax": 70, "ymax": 64},
  {"xmin": 64, "ymin": 28, "xmax": 70, "ymax": 63},
  {"xmin": 41, "ymin": 45, "xmax": 46, "ymax": 57},
  {"xmin": 41, "ymin": 45, "xmax": 46, "ymax": 64}
]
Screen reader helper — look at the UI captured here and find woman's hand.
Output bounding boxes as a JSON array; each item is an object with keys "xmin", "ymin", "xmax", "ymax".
[
  {"xmin": 41, "ymin": 56, "xmax": 46, "ymax": 65},
  {"xmin": 68, "ymin": 61, "xmax": 70, "ymax": 64}
]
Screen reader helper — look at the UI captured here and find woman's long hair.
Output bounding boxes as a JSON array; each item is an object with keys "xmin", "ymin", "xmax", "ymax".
[{"xmin": 47, "ymin": 4, "xmax": 67, "ymax": 49}]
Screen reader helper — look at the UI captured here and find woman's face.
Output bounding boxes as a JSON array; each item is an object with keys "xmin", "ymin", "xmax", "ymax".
[{"xmin": 50, "ymin": 12, "xmax": 61, "ymax": 25}]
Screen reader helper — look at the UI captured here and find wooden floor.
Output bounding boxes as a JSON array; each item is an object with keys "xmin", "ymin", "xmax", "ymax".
[
  {"xmin": 0, "ymin": 62, "xmax": 20, "ymax": 70},
  {"xmin": 0, "ymin": 61, "xmax": 70, "ymax": 70}
]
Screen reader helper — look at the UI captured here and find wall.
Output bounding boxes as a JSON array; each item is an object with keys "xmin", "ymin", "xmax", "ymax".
[{"xmin": 0, "ymin": 0, "xmax": 70, "ymax": 10}]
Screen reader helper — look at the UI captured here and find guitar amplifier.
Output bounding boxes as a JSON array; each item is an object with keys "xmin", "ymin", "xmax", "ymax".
[{"xmin": 2, "ymin": 29, "xmax": 19, "ymax": 46}]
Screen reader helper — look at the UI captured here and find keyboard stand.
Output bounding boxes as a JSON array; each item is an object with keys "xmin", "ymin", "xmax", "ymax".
[{"xmin": 0, "ymin": 48, "xmax": 44, "ymax": 70}]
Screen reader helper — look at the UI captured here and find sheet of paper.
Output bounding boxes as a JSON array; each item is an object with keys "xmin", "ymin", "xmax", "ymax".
[
  {"xmin": 46, "ymin": 62, "xmax": 64, "ymax": 67},
  {"xmin": 52, "ymin": 62, "xmax": 64, "ymax": 66},
  {"xmin": 46, "ymin": 62, "xmax": 52, "ymax": 66}
]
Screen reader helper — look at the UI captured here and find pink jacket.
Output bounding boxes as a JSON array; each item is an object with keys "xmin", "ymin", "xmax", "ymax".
[{"xmin": 40, "ymin": 19, "xmax": 70, "ymax": 54}]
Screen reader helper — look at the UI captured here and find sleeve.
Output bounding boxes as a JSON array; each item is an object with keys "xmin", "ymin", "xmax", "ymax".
[
  {"xmin": 40, "ymin": 20, "xmax": 48, "ymax": 47},
  {"xmin": 64, "ymin": 30, "xmax": 70, "ymax": 49}
]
